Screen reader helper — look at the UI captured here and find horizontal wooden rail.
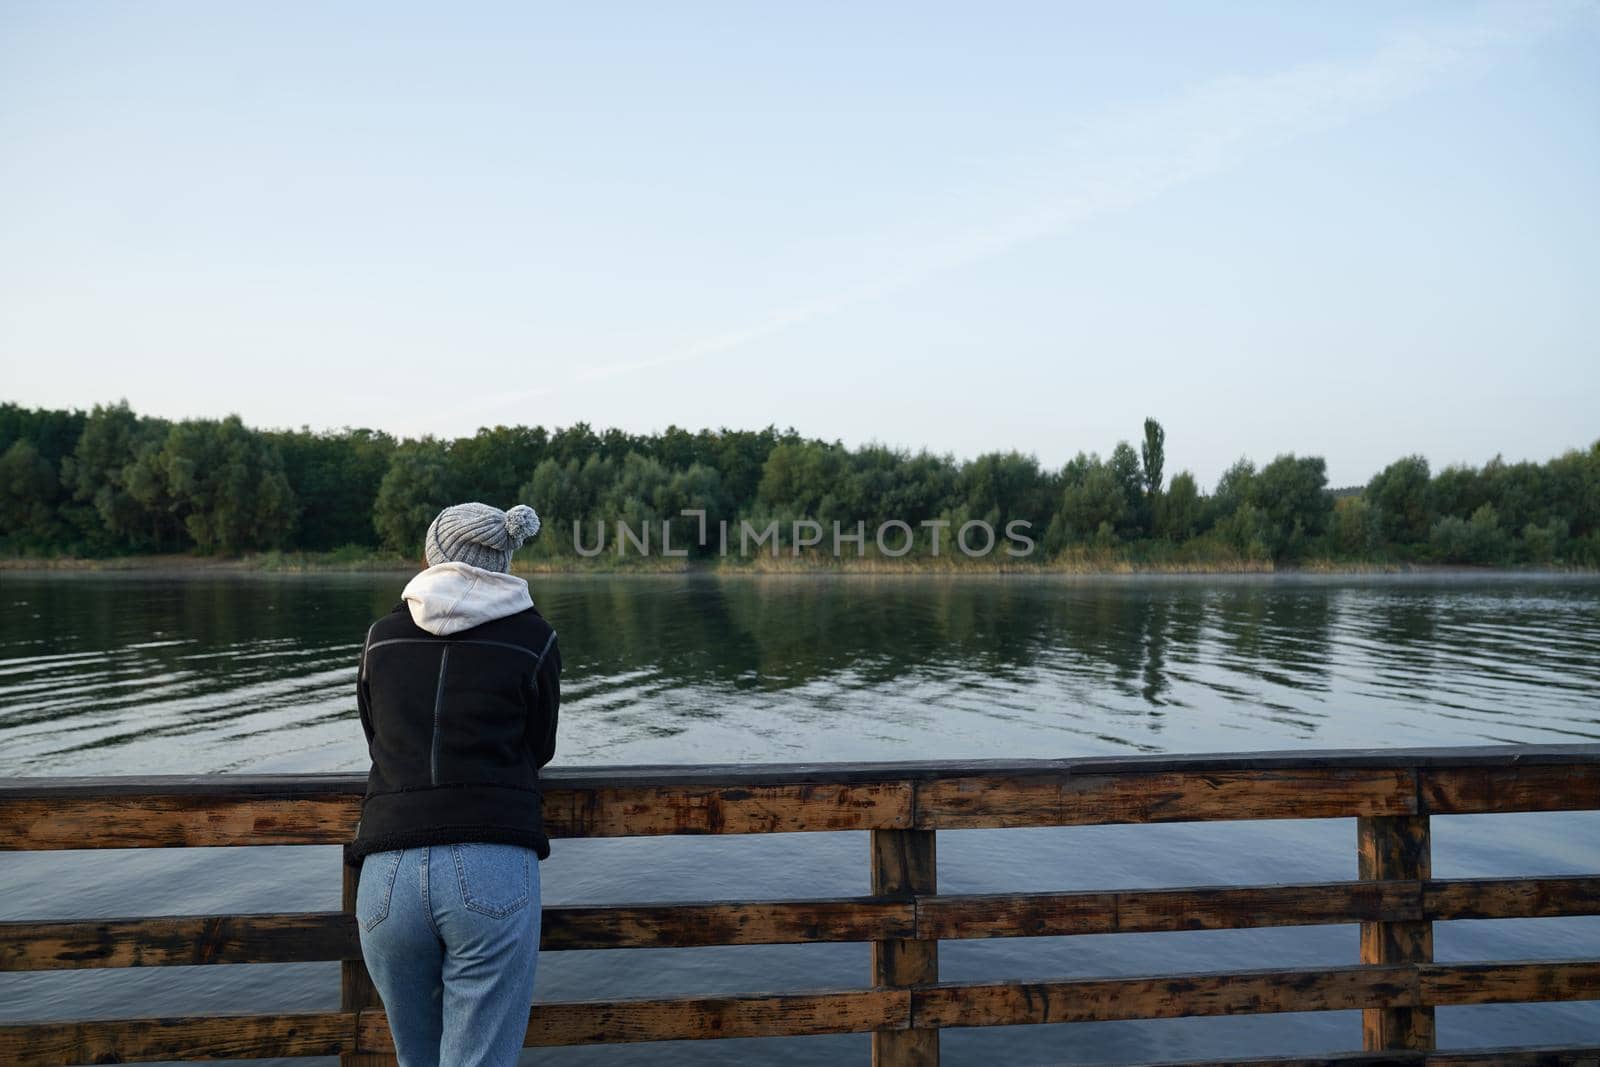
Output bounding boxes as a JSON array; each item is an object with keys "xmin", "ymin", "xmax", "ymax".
[
  {"xmin": 916, "ymin": 880, "xmax": 1415, "ymax": 940},
  {"xmin": 1423, "ymin": 876, "xmax": 1600, "ymax": 920},
  {"xmin": 1422, "ymin": 959, "xmax": 1600, "ymax": 1005},
  {"xmin": 0, "ymin": 988, "xmax": 911, "ymax": 1066},
  {"xmin": 1, "ymin": 1013, "xmax": 357, "ymax": 1066},
  {"xmin": 918, "ymin": 963, "xmax": 1419, "ymax": 1029},
  {"xmin": 3, "ymin": 960, "xmax": 1595, "ymax": 1065},
  {"xmin": 379, "ymin": 987, "xmax": 909, "ymax": 1048},
  {"xmin": 914, "ymin": 960, "xmax": 1600, "ymax": 1030},
  {"xmin": 3, "ymin": 745, "xmax": 1596, "ymax": 850},
  {"xmin": 1105, "ymin": 1047, "xmax": 1600, "ymax": 1067},
  {"xmin": 1, "ymin": 911, "xmax": 356, "ymax": 970},
  {"xmin": 7, "ymin": 875, "xmax": 1598, "ymax": 971}
]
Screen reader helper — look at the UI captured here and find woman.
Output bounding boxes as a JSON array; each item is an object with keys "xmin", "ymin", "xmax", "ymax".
[{"xmin": 348, "ymin": 502, "xmax": 561, "ymax": 1067}]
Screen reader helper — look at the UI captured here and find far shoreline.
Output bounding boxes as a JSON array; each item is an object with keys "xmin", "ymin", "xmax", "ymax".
[{"xmin": 3, "ymin": 552, "xmax": 1595, "ymax": 580}]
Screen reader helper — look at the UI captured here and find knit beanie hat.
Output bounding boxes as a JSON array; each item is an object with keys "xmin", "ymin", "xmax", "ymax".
[{"xmin": 424, "ymin": 502, "xmax": 541, "ymax": 573}]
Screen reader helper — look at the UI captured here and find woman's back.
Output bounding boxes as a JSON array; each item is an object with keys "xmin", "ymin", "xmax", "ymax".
[{"xmin": 354, "ymin": 566, "xmax": 560, "ymax": 862}]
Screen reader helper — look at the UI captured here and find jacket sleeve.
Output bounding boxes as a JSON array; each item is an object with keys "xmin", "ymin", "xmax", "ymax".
[
  {"xmin": 357, "ymin": 627, "xmax": 376, "ymax": 747},
  {"xmin": 528, "ymin": 633, "xmax": 561, "ymax": 769}
]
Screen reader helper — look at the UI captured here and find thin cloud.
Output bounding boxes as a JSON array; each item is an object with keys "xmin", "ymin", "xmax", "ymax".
[{"xmin": 572, "ymin": 0, "xmax": 1587, "ymax": 384}]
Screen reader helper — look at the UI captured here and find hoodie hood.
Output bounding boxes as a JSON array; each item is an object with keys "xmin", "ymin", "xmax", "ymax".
[{"xmin": 401, "ymin": 562, "xmax": 535, "ymax": 636}]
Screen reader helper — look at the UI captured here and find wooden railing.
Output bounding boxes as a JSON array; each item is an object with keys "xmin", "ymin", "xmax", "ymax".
[{"xmin": 2, "ymin": 744, "xmax": 1598, "ymax": 1066}]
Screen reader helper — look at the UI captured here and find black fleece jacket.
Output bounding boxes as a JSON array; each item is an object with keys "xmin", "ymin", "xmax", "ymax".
[{"xmin": 349, "ymin": 601, "xmax": 560, "ymax": 863}]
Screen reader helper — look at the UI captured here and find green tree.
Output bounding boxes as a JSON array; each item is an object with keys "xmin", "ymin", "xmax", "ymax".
[
  {"xmin": 0, "ymin": 440, "xmax": 59, "ymax": 545},
  {"xmin": 1140, "ymin": 418, "xmax": 1165, "ymax": 497},
  {"xmin": 757, "ymin": 441, "xmax": 851, "ymax": 520},
  {"xmin": 1429, "ymin": 464, "xmax": 1485, "ymax": 521},
  {"xmin": 1366, "ymin": 455, "xmax": 1433, "ymax": 544},
  {"xmin": 846, "ymin": 446, "xmax": 958, "ymax": 530},
  {"xmin": 1155, "ymin": 470, "xmax": 1202, "ymax": 541},
  {"xmin": 522, "ymin": 459, "xmax": 585, "ymax": 548},
  {"xmin": 270, "ymin": 427, "xmax": 396, "ymax": 549},
  {"xmin": 1107, "ymin": 442, "xmax": 1146, "ymax": 536},
  {"xmin": 1478, "ymin": 456, "xmax": 1546, "ymax": 532},
  {"xmin": 122, "ymin": 439, "xmax": 184, "ymax": 550},
  {"xmin": 1207, "ymin": 458, "xmax": 1256, "ymax": 528},
  {"xmin": 1048, "ymin": 453, "xmax": 1128, "ymax": 547},
  {"xmin": 1247, "ymin": 454, "xmax": 1331, "ymax": 559},
  {"xmin": 60, "ymin": 401, "xmax": 175, "ymax": 551},
  {"xmin": 0, "ymin": 403, "xmax": 86, "ymax": 469},
  {"xmin": 150, "ymin": 417, "xmax": 298, "ymax": 553},
  {"xmin": 546, "ymin": 422, "xmax": 603, "ymax": 467},
  {"xmin": 1430, "ymin": 504, "xmax": 1505, "ymax": 564},
  {"xmin": 699, "ymin": 426, "xmax": 788, "ymax": 505},
  {"xmin": 1331, "ymin": 496, "xmax": 1380, "ymax": 556},
  {"xmin": 448, "ymin": 425, "xmax": 548, "ymax": 505},
  {"xmin": 595, "ymin": 453, "xmax": 733, "ymax": 557},
  {"xmin": 1544, "ymin": 443, "xmax": 1600, "ymax": 540},
  {"xmin": 957, "ymin": 451, "xmax": 1055, "ymax": 532},
  {"xmin": 374, "ymin": 439, "xmax": 454, "ymax": 554},
  {"xmin": 0, "ymin": 403, "xmax": 84, "ymax": 548},
  {"xmin": 1215, "ymin": 502, "xmax": 1273, "ymax": 561},
  {"xmin": 1522, "ymin": 519, "xmax": 1567, "ymax": 564},
  {"xmin": 519, "ymin": 454, "xmax": 620, "ymax": 556}
]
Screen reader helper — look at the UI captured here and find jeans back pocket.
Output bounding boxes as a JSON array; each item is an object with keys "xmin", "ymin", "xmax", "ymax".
[
  {"xmin": 450, "ymin": 842, "xmax": 532, "ymax": 918},
  {"xmin": 356, "ymin": 850, "xmax": 403, "ymax": 932}
]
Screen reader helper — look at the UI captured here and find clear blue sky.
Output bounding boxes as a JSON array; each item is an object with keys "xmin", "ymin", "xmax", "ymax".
[{"xmin": 2, "ymin": 1, "xmax": 1596, "ymax": 488}]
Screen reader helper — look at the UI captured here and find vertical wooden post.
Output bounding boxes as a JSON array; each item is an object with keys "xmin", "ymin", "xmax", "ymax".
[
  {"xmin": 870, "ymin": 828, "xmax": 939, "ymax": 1067},
  {"xmin": 341, "ymin": 860, "xmax": 397, "ymax": 1067},
  {"xmin": 1357, "ymin": 814, "xmax": 1435, "ymax": 1051}
]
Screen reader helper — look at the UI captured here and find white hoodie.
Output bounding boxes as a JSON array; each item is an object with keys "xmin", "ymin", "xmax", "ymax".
[{"xmin": 401, "ymin": 562, "xmax": 535, "ymax": 636}]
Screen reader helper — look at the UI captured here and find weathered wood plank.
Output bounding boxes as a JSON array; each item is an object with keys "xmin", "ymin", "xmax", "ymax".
[
  {"xmin": 0, "ymin": 897, "xmax": 911, "ymax": 971},
  {"xmin": 1424, "ymin": 876, "xmax": 1600, "ymax": 920},
  {"xmin": 0, "ymin": 793, "xmax": 361, "ymax": 849},
  {"xmin": 0, "ymin": 912, "xmax": 356, "ymax": 970},
  {"xmin": 1110, "ymin": 1052, "xmax": 1425, "ymax": 1066},
  {"xmin": 871, "ymin": 828, "xmax": 939, "ymax": 1067},
  {"xmin": 1112, "ymin": 1052, "xmax": 1424, "ymax": 1067},
  {"xmin": 1424, "ymin": 1047, "xmax": 1600, "ymax": 1066},
  {"xmin": 544, "ymin": 780, "xmax": 914, "ymax": 837},
  {"xmin": 916, "ymin": 768, "xmax": 1417, "ymax": 829},
  {"xmin": 0, "ymin": 781, "xmax": 913, "ymax": 849},
  {"xmin": 355, "ymin": 989, "xmax": 909, "ymax": 1049},
  {"xmin": 528, "ymin": 988, "xmax": 908, "ymax": 1045},
  {"xmin": 0, "ymin": 1012, "xmax": 355, "ymax": 1067},
  {"xmin": 1106, "ymin": 1045, "xmax": 1600, "ymax": 1066},
  {"xmin": 543, "ymin": 896, "xmax": 913, "ymax": 949},
  {"xmin": 913, "ymin": 964, "xmax": 1420, "ymax": 1028},
  {"xmin": 1420, "ymin": 960, "xmax": 1600, "ymax": 1005},
  {"xmin": 1427, "ymin": 1049, "xmax": 1600, "ymax": 1062},
  {"xmin": 917, "ymin": 881, "xmax": 1419, "ymax": 940},
  {"xmin": 1420, "ymin": 764, "xmax": 1600, "ymax": 815},
  {"xmin": 1358, "ymin": 815, "xmax": 1435, "ymax": 1051}
]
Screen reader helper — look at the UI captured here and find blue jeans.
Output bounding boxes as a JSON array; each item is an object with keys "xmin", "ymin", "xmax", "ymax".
[{"xmin": 356, "ymin": 843, "xmax": 541, "ymax": 1067}]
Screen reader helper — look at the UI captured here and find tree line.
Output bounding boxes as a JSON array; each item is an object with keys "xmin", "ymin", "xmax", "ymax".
[{"xmin": 1, "ymin": 400, "xmax": 1596, "ymax": 566}]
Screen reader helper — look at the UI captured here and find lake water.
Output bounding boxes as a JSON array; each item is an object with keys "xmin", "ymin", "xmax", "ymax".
[{"xmin": 2, "ymin": 572, "xmax": 1598, "ymax": 1065}]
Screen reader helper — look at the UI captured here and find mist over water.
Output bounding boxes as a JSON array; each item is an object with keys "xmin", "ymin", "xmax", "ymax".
[{"xmin": 2, "ymin": 573, "xmax": 1597, "ymax": 1064}]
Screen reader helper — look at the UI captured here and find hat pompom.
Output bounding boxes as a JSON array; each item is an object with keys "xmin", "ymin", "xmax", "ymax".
[{"xmin": 504, "ymin": 504, "xmax": 541, "ymax": 547}]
